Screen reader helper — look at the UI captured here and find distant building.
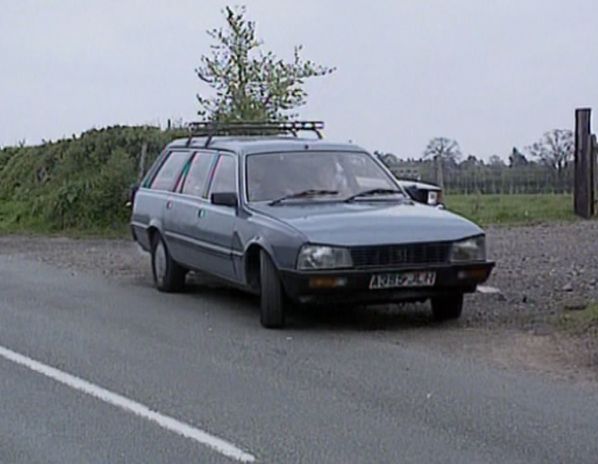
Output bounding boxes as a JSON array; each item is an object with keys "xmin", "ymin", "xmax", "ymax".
[
  {"xmin": 391, "ymin": 163, "xmax": 421, "ymax": 181},
  {"xmin": 374, "ymin": 153, "xmax": 423, "ymax": 180}
]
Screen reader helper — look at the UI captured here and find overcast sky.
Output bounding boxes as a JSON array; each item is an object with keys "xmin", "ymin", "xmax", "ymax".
[{"xmin": 1, "ymin": 0, "xmax": 596, "ymax": 159}]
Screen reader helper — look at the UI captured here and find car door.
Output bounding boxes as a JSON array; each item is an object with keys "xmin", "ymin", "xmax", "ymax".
[
  {"xmin": 164, "ymin": 150, "xmax": 217, "ymax": 270},
  {"xmin": 192, "ymin": 153, "xmax": 239, "ymax": 281},
  {"xmin": 139, "ymin": 149, "xmax": 192, "ymax": 255}
]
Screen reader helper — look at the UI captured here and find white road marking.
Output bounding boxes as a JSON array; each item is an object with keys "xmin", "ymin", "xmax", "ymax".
[
  {"xmin": 477, "ymin": 285, "xmax": 501, "ymax": 294},
  {"xmin": 0, "ymin": 345, "xmax": 256, "ymax": 463}
]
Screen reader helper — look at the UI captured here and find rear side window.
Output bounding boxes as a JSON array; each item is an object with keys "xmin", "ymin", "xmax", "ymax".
[
  {"xmin": 208, "ymin": 156, "xmax": 237, "ymax": 194},
  {"xmin": 181, "ymin": 152, "xmax": 216, "ymax": 197},
  {"xmin": 150, "ymin": 151, "xmax": 190, "ymax": 191}
]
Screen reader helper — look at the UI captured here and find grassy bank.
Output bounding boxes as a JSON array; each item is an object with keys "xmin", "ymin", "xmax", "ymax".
[
  {"xmin": 445, "ymin": 193, "xmax": 576, "ymax": 226},
  {"xmin": 0, "ymin": 126, "xmax": 183, "ymax": 237}
]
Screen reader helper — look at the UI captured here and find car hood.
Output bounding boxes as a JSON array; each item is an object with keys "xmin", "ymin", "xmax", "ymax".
[{"xmin": 252, "ymin": 201, "xmax": 483, "ymax": 246}]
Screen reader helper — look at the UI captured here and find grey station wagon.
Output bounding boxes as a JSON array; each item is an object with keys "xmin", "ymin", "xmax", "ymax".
[{"xmin": 131, "ymin": 122, "xmax": 494, "ymax": 328}]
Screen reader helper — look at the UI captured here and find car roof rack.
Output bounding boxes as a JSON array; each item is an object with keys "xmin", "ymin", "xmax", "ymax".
[{"xmin": 184, "ymin": 121, "xmax": 325, "ymax": 147}]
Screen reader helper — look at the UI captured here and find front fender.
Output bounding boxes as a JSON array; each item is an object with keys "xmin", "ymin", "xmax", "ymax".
[
  {"xmin": 239, "ymin": 210, "xmax": 308, "ymax": 270},
  {"xmin": 243, "ymin": 237, "xmax": 277, "ymax": 261}
]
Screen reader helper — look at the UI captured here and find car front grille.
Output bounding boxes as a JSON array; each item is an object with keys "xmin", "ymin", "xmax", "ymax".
[{"xmin": 350, "ymin": 242, "xmax": 451, "ymax": 269}]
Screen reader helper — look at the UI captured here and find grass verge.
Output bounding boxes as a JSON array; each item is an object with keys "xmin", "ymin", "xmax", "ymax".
[
  {"xmin": 0, "ymin": 193, "xmax": 590, "ymax": 237},
  {"xmin": 445, "ymin": 193, "xmax": 577, "ymax": 226},
  {"xmin": 558, "ymin": 303, "xmax": 598, "ymax": 334},
  {"xmin": 0, "ymin": 200, "xmax": 129, "ymax": 239}
]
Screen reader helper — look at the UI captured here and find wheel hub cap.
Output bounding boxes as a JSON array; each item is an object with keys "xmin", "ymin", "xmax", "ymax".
[{"xmin": 154, "ymin": 241, "xmax": 167, "ymax": 284}]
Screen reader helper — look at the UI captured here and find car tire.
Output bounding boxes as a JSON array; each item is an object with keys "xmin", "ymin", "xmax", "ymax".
[
  {"xmin": 431, "ymin": 293, "xmax": 463, "ymax": 321},
  {"xmin": 259, "ymin": 250, "xmax": 286, "ymax": 329},
  {"xmin": 151, "ymin": 233, "xmax": 187, "ymax": 293}
]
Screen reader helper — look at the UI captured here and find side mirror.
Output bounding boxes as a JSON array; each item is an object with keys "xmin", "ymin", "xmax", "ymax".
[{"xmin": 211, "ymin": 192, "xmax": 238, "ymax": 208}]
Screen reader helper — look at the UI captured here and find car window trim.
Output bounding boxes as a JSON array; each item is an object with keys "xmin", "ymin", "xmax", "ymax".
[
  {"xmin": 176, "ymin": 150, "xmax": 219, "ymax": 199},
  {"xmin": 170, "ymin": 150, "xmax": 195, "ymax": 193},
  {"xmin": 147, "ymin": 149, "xmax": 194, "ymax": 192},
  {"xmin": 173, "ymin": 153, "xmax": 194, "ymax": 193},
  {"xmin": 141, "ymin": 149, "xmax": 169, "ymax": 188},
  {"xmin": 206, "ymin": 153, "xmax": 238, "ymax": 197}
]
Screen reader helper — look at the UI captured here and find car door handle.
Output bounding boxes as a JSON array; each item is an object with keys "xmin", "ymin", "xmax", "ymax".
[
  {"xmin": 166, "ymin": 200, "xmax": 173, "ymax": 210},
  {"xmin": 197, "ymin": 208, "xmax": 204, "ymax": 218}
]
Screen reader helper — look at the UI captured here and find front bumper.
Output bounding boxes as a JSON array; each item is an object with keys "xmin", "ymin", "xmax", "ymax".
[{"xmin": 280, "ymin": 262, "xmax": 495, "ymax": 305}]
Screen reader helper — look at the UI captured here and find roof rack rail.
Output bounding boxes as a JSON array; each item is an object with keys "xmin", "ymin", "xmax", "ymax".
[{"xmin": 184, "ymin": 121, "xmax": 325, "ymax": 147}]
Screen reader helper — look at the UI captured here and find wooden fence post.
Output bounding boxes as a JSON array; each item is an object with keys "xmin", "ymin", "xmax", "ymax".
[
  {"xmin": 592, "ymin": 134, "xmax": 597, "ymax": 214},
  {"xmin": 574, "ymin": 108, "xmax": 594, "ymax": 218},
  {"xmin": 138, "ymin": 142, "xmax": 148, "ymax": 182}
]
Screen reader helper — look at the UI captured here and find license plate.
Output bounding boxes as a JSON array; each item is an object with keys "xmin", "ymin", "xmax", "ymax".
[{"xmin": 369, "ymin": 271, "xmax": 436, "ymax": 290}]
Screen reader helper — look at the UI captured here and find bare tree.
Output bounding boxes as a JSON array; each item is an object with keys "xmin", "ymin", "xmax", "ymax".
[
  {"xmin": 422, "ymin": 137, "xmax": 462, "ymax": 164},
  {"xmin": 527, "ymin": 129, "xmax": 574, "ymax": 173},
  {"xmin": 422, "ymin": 138, "xmax": 461, "ymax": 188}
]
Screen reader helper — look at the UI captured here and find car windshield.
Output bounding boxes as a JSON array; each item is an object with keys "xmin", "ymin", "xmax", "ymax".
[{"xmin": 246, "ymin": 151, "xmax": 403, "ymax": 202}]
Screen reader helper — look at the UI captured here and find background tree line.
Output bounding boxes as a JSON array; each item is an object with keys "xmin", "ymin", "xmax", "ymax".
[{"xmin": 377, "ymin": 129, "xmax": 576, "ymax": 194}]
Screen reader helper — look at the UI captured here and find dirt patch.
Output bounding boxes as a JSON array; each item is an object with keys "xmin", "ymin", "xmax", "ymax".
[
  {"xmin": 0, "ymin": 235, "xmax": 150, "ymax": 281},
  {"xmin": 467, "ymin": 330, "xmax": 598, "ymax": 386}
]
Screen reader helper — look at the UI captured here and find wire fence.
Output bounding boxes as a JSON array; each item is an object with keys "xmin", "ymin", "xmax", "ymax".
[{"xmin": 386, "ymin": 161, "xmax": 576, "ymax": 195}]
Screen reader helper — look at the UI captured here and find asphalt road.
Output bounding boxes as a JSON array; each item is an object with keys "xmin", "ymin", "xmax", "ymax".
[{"xmin": 1, "ymin": 254, "xmax": 598, "ymax": 464}]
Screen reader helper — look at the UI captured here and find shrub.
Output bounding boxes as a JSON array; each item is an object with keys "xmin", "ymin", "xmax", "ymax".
[{"xmin": 0, "ymin": 126, "xmax": 179, "ymax": 233}]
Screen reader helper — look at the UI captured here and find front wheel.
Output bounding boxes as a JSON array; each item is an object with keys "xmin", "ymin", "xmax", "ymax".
[
  {"xmin": 259, "ymin": 251, "xmax": 286, "ymax": 329},
  {"xmin": 151, "ymin": 233, "xmax": 187, "ymax": 293},
  {"xmin": 431, "ymin": 293, "xmax": 464, "ymax": 321}
]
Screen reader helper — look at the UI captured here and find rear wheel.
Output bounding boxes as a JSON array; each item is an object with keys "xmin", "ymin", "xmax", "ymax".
[
  {"xmin": 431, "ymin": 293, "xmax": 463, "ymax": 321},
  {"xmin": 259, "ymin": 250, "xmax": 286, "ymax": 329},
  {"xmin": 151, "ymin": 233, "xmax": 187, "ymax": 293}
]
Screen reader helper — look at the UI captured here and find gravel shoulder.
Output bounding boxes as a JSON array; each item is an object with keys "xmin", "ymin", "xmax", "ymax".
[{"xmin": 1, "ymin": 221, "xmax": 597, "ymax": 384}]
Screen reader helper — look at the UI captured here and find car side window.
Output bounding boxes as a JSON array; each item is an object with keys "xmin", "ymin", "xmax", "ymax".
[
  {"xmin": 150, "ymin": 151, "xmax": 191, "ymax": 191},
  {"xmin": 208, "ymin": 155, "xmax": 237, "ymax": 195},
  {"xmin": 181, "ymin": 152, "xmax": 216, "ymax": 198}
]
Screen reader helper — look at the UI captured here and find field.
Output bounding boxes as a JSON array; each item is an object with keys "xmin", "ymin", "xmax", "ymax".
[{"xmin": 445, "ymin": 193, "xmax": 576, "ymax": 226}]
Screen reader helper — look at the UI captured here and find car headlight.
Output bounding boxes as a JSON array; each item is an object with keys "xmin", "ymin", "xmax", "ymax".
[
  {"xmin": 450, "ymin": 236, "xmax": 486, "ymax": 262},
  {"xmin": 297, "ymin": 245, "xmax": 353, "ymax": 270}
]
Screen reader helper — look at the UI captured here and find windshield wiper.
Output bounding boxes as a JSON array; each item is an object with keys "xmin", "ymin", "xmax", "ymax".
[
  {"xmin": 344, "ymin": 188, "xmax": 405, "ymax": 202},
  {"xmin": 268, "ymin": 189, "xmax": 339, "ymax": 206}
]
